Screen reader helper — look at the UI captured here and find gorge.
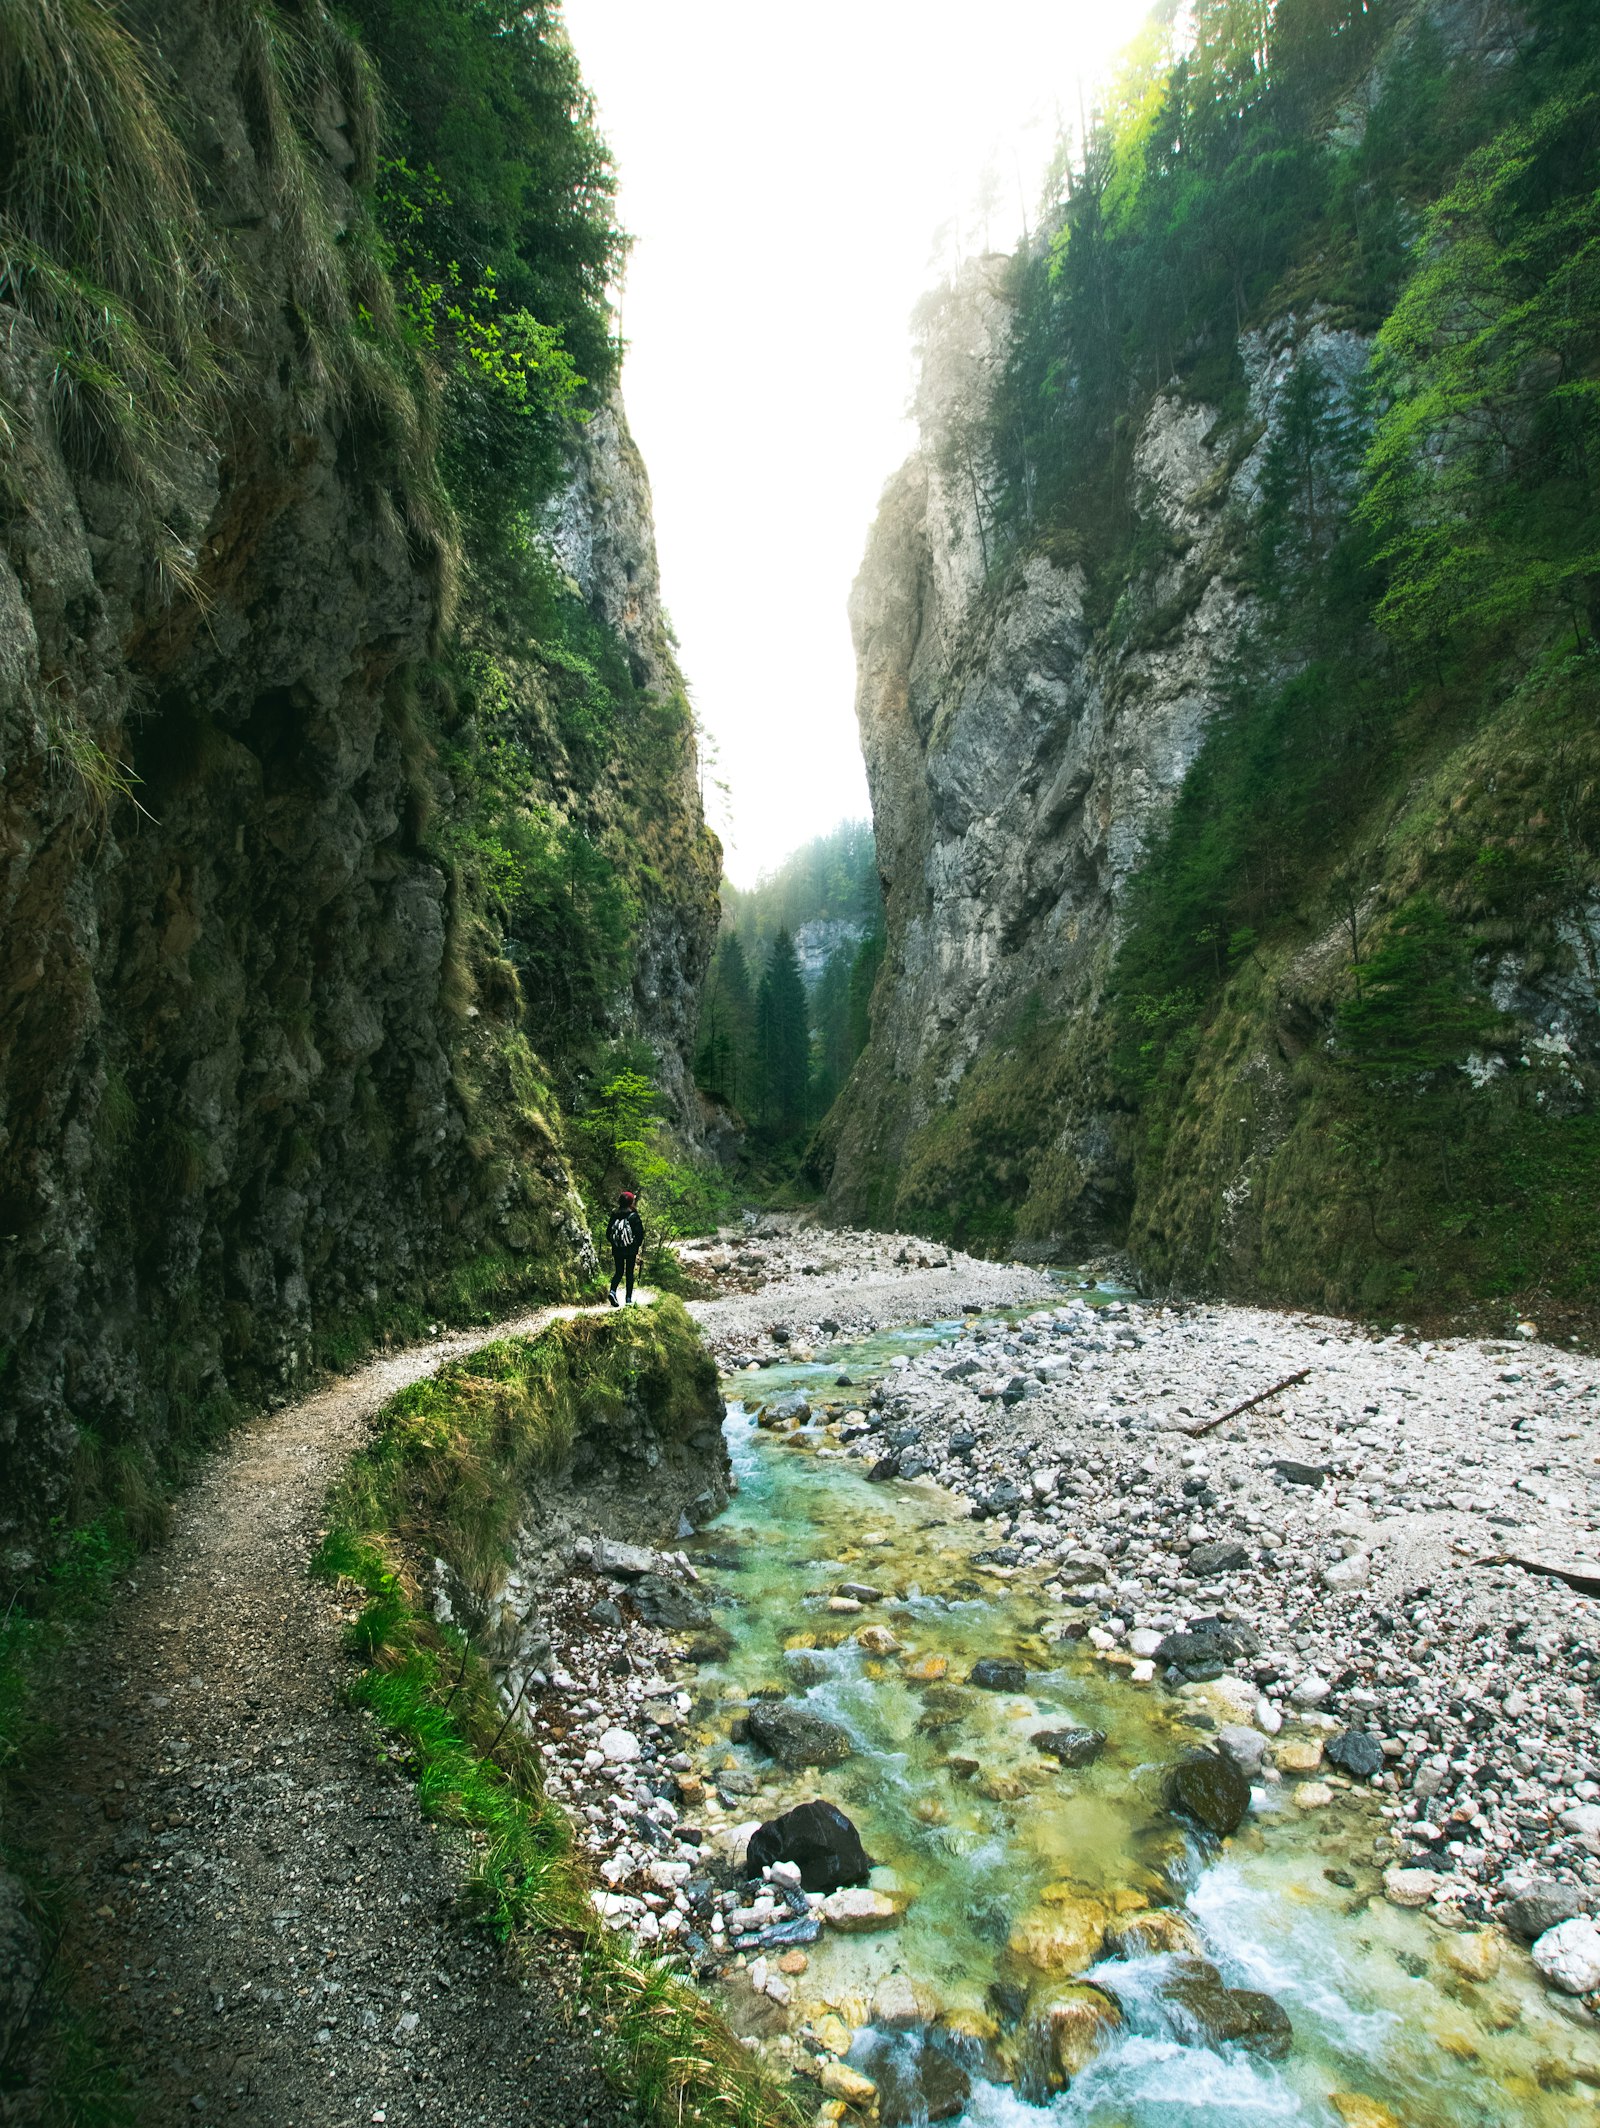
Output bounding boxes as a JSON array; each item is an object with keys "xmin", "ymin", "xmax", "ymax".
[{"xmin": 2, "ymin": 0, "xmax": 1599, "ymax": 2124}]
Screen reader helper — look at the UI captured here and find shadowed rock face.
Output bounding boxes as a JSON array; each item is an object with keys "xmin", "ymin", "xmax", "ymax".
[{"xmin": 0, "ymin": 4, "xmax": 716, "ymax": 1570}]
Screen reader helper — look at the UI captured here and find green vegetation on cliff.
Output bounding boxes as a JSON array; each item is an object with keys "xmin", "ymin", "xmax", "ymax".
[
  {"xmin": 834, "ymin": 0, "xmax": 1599, "ymax": 1325},
  {"xmin": 0, "ymin": 0, "xmax": 720, "ymax": 1578}
]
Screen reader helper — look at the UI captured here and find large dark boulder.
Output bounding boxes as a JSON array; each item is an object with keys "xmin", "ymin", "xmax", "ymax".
[
  {"xmin": 1325, "ymin": 1729, "xmax": 1384, "ymax": 1780},
  {"xmin": 1188, "ymin": 1540, "xmax": 1250, "ymax": 1576},
  {"xmin": 1154, "ymin": 1623, "xmax": 1259, "ymax": 1681},
  {"xmin": 745, "ymin": 1701, "xmax": 853, "ymax": 1768},
  {"xmin": 969, "ymin": 1657, "xmax": 1028, "ymax": 1692},
  {"xmin": 1166, "ymin": 1750, "xmax": 1252, "ymax": 1837},
  {"xmin": 865, "ymin": 2035, "xmax": 971, "ymax": 2125},
  {"xmin": 1162, "ymin": 1958, "xmax": 1293, "ymax": 2060},
  {"xmin": 745, "ymin": 1799, "xmax": 873, "ymax": 1892},
  {"xmin": 1033, "ymin": 1726, "xmax": 1106, "ymax": 1768},
  {"xmin": 630, "ymin": 1573, "xmax": 711, "ymax": 1630}
]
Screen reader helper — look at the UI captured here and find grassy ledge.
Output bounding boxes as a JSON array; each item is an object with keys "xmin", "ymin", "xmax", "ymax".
[{"xmin": 313, "ymin": 1301, "xmax": 798, "ymax": 2128}]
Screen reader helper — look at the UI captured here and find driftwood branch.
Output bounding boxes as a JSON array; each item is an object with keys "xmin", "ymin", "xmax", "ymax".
[{"xmin": 1190, "ymin": 1367, "xmax": 1312, "ymax": 1436}]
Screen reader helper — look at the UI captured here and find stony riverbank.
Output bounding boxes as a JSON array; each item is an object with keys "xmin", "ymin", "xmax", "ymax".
[{"xmin": 495, "ymin": 1223, "xmax": 1600, "ymax": 2071}]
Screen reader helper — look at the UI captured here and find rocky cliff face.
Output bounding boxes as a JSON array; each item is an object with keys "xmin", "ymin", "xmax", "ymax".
[
  {"xmin": 821, "ymin": 0, "xmax": 1599, "ymax": 1317},
  {"xmin": 827, "ymin": 268, "xmax": 1367, "ymax": 1241},
  {"xmin": 0, "ymin": 1, "xmax": 718, "ymax": 1570}
]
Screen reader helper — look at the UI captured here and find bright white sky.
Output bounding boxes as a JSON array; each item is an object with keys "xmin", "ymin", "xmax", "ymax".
[{"xmin": 562, "ymin": 1, "xmax": 1155, "ymax": 886}]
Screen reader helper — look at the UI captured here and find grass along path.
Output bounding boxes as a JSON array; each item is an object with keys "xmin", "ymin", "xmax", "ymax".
[{"xmin": 13, "ymin": 1296, "xmax": 655, "ymax": 2128}]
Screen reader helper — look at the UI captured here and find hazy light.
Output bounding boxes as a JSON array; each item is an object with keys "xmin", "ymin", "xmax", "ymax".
[{"xmin": 562, "ymin": 1, "xmax": 1155, "ymax": 887}]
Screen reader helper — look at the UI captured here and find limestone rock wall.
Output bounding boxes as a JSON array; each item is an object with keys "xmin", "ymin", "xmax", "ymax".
[{"xmin": 824, "ymin": 262, "xmax": 1366, "ymax": 1244}]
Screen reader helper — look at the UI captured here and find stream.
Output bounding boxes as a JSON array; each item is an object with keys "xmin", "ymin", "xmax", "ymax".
[{"xmin": 680, "ymin": 1300, "xmax": 1600, "ymax": 2126}]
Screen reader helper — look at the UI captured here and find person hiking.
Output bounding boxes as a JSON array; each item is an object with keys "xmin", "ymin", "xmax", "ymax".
[{"xmin": 607, "ymin": 1189, "xmax": 645, "ymax": 1306}]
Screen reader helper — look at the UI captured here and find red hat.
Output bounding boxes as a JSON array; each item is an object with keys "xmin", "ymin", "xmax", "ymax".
[{"xmin": 620, "ymin": 1189, "xmax": 637, "ymax": 1204}]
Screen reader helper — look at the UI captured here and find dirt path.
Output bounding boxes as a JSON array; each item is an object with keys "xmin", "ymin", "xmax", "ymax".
[{"xmin": 22, "ymin": 1300, "xmax": 654, "ymax": 2128}]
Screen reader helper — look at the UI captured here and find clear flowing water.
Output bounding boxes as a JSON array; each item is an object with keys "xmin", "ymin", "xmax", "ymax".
[{"xmin": 683, "ymin": 1307, "xmax": 1600, "ymax": 2126}]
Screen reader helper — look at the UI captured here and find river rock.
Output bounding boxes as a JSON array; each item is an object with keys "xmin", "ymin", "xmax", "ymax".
[
  {"xmin": 1155, "ymin": 1622, "xmax": 1257, "ymax": 1680},
  {"xmin": 819, "ymin": 2060, "xmax": 878, "ymax": 2107},
  {"xmin": 1160, "ymin": 1957, "xmax": 1293, "ymax": 2059},
  {"xmin": 1290, "ymin": 1673, "xmax": 1331, "ymax": 1708},
  {"xmin": 1189, "ymin": 1539, "xmax": 1250, "ymax": 1575},
  {"xmin": 746, "ymin": 1702, "xmax": 853, "ymax": 1768},
  {"xmin": 1330, "ymin": 2096, "xmax": 1401, "ymax": 2128},
  {"xmin": 857, "ymin": 1625, "xmax": 901, "ymax": 1655},
  {"xmin": 1166, "ymin": 1750, "xmax": 1251, "ymax": 1837},
  {"xmin": 1008, "ymin": 1892, "xmax": 1108, "ymax": 1976},
  {"xmin": 1103, "ymin": 1908, "xmax": 1201, "ymax": 1958},
  {"xmin": 1293, "ymin": 1780, "xmax": 1335, "ymax": 1811},
  {"xmin": 745, "ymin": 1800, "xmax": 873, "ymax": 1893},
  {"xmin": 817, "ymin": 1885, "xmax": 904, "ymax": 1932},
  {"xmin": 871, "ymin": 1971, "xmax": 924, "ymax": 2030},
  {"xmin": 1325, "ymin": 1729, "xmax": 1384, "ymax": 1780},
  {"xmin": 1498, "ymin": 1880, "xmax": 1590, "ymax": 1942},
  {"xmin": 1180, "ymin": 1674, "xmax": 1261, "ymax": 1729},
  {"xmin": 1322, "ymin": 1552, "xmax": 1371, "ymax": 1591},
  {"xmin": 838, "ymin": 1582, "xmax": 883, "ymax": 1602},
  {"xmin": 1217, "ymin": 1725, "xmax": 1268, "ymax": 1774},
  {"xmin": 866, "ymin": 2036, "xmax": 971, "ymax": 2125},
  {"xmin": 1383, "ymin": 1867, "xmax": 1442, "ymax": 1908},
  {"xmin": 975, "ymin": 1480, "xmax": 1026, "ymax": 1517},
  {"xmin": 1440, "ymin": 1930, "xmax": 1502, "ymax": 1983},
  {"xmin": 1032, "ymin": 1725, "xmax": 1106, "ymax": 1767},
  {"xmin": 1036, "ymin": 1985, "xmax": 1122, "ymax": 2081},
  {"xmin": 630, "ymin": 1572, "xmax": 712, "ymax": 1630},
  {"xmin": 1273, "ymin": 1736, "xmax": 1324, "ymax": 1775},
  {"xmin": 599, "ymin": 1726, "xmax": 641, "ymax": 1763},
  {"xmin": 1531, "ymin": 1915, "xmax": 1600, "ymax": 1994},
  {"xmin": 1273, "ymin": 1459, "xmax": 1329, "ymax": 1488},
  {"xmin": 970, "ymin": 1657, "xmax": 1028, "ymax": 1691}
]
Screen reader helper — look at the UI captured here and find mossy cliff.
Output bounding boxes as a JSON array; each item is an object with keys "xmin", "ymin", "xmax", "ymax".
[
  {"xmin": 818, "ymin": 0, "xmax": 1600, "ymax": 1325},
  {"xmin": 0, "ymin": 0, "xmax": 719, "ymax": 1570}
]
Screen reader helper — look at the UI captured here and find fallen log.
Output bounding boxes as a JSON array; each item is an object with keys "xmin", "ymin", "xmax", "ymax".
[{"xmin": 1187, "ymin": 1368, "xmax": 1312, "ymax": 1437}]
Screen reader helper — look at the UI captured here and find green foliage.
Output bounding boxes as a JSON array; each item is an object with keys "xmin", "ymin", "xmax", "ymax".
[
  {"xmin": 695, "ymin": 933, "xmax": 759, "ymax": 1114},
  {"xmin": 704, "ymin": 827, "xmax": 882, "ymax": 1145},
  {"xmin": 1335, "ymin": 896, "xmax": 1504, "ymax": 1075},
  {"xmin": 720, "ymin": 820, "xmax": 881, "ymax": 962},
  {"xmin": 755, "ymin": 930, "xmax": 810, "ymax": 1140},
  {"xmin": 340, "ymin": 0, "xmax": 624, "ymax": 538},
  {"xmin": 324, "ymin": 1298, "xmax": 718, "ymax": 1596},
  {"xmin": 1359, "ymin": 75, "xmax": 1600, "ymax": 656}
]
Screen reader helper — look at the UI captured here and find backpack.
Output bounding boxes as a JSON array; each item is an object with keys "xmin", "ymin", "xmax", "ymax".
[{"xmin": 607, "ymin": 1211, "xmax": 637, "ymax": 1249}]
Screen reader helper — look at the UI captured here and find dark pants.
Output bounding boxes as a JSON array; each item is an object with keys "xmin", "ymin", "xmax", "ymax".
[{"xmin": 610, "ymin": 1242, "xmax": 639, "ymax": 1302}]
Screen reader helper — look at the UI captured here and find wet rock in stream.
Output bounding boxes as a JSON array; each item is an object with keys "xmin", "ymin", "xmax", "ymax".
[
  {"xmin": 855, "ymin": 2031, "xmax": 972, "ymax": 2124},
  {"xmin": 1157, "ymin": 1957, "xmax": 1295, "ymax": 2060},
  {"xmin": 969, "ymin": 1657, "xmax": 1028, "ymax": 1691},
  {"xmin": 745, "ymin": 1800, "xmax": 874, "ymax": 1893},
  {"xmin": 745, "ymin": 1701, "xmax": 854, "ymax": 1768},
  {"xmin": 1032, "ymin": 1724, "xmax": 1107, "ymax": 1767},
  {"xmin": 1166, "ymin": 1748, "xmax": 1252, "ymax": 1836}
]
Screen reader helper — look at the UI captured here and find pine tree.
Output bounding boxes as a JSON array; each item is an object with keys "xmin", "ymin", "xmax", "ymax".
[
  {"xmin": 695, "ymin": 934, "xmax": 758, "ymax": 1115},
  {"xmin": 755, "ymin": 931, "xmax": 810, "ymax": 1137}
]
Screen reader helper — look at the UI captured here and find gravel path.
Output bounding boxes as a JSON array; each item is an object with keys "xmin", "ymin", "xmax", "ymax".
[{"xmin": 20, "ymin": 1303, "xmax": 643, "ymax": 2128}]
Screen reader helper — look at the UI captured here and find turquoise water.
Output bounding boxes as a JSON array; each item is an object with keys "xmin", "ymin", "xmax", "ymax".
[{"xmin": 682, "ymin": 1312, "xmax": 1600, "ymax": 2126}]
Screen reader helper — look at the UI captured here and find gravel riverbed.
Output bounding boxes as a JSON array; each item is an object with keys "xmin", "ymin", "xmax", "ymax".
[{"xmin": 502, "ymin": 1221, "xmax": 1600, "ymax": 2048}]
